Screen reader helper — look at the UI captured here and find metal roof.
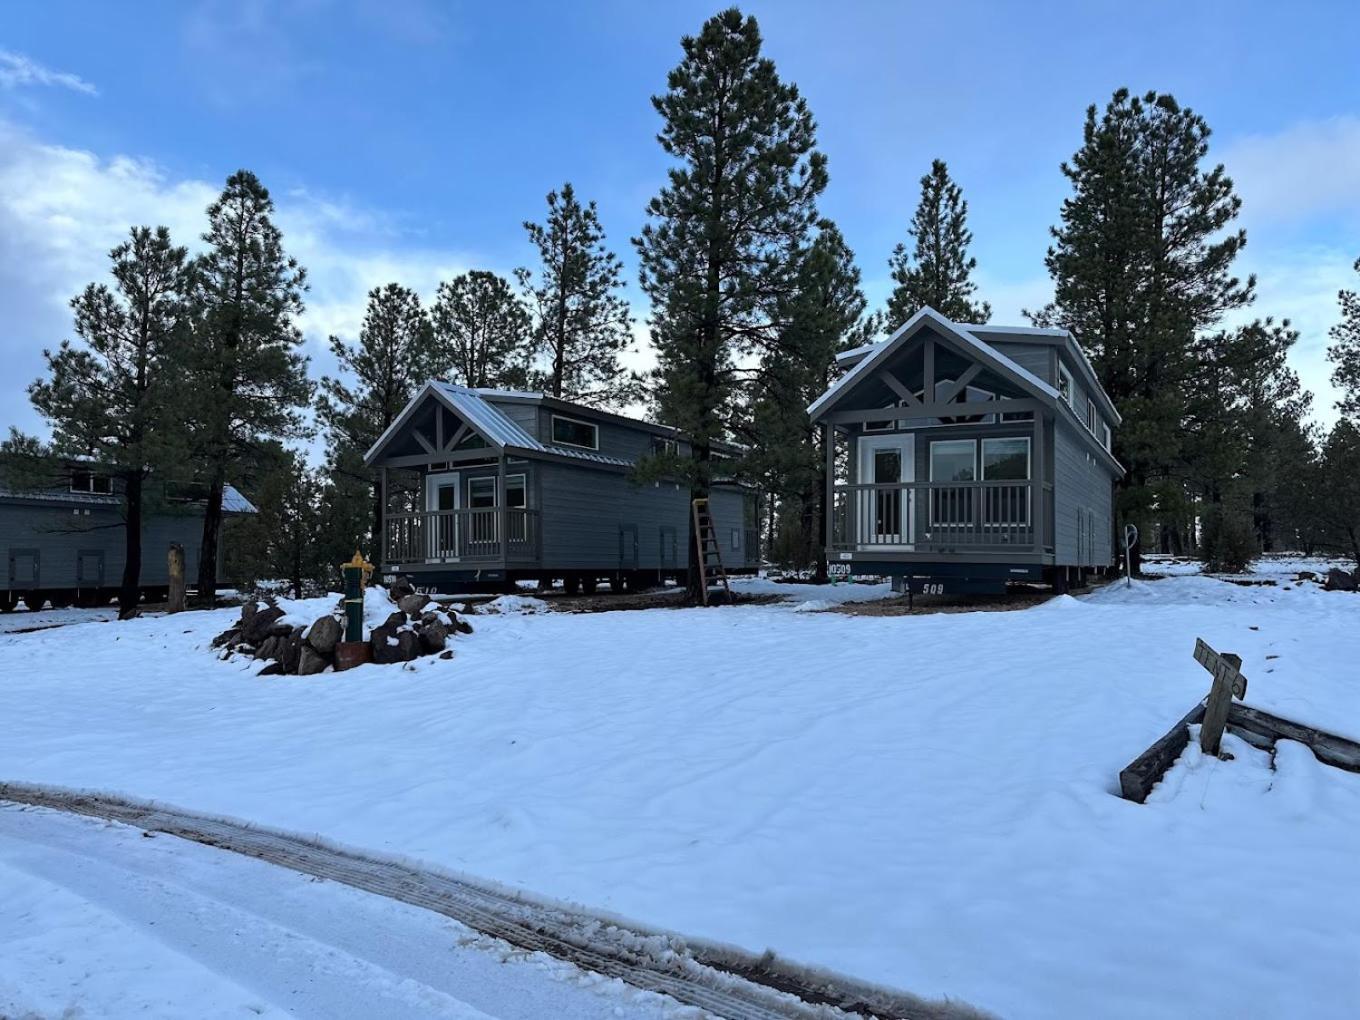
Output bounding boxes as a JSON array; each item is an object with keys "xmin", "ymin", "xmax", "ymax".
[
  {"xmin": 0, "ymin": 484, "xmax": 256, "ymax": 513},
  {"xmin": 223, "ymin": 485, "xmax": 257, "ymax": 514}
]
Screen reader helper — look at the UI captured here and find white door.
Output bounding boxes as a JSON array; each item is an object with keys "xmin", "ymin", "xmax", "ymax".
[
  {"xmin": 425, "ymin": 471, "xmax": 460, "ymax": 560},
  {"xmin": 857, "ymin": 435, "xmax": 914, "ymax": 549}
]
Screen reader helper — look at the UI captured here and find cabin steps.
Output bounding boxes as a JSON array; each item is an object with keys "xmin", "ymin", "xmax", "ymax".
[{"xmin": 691, "ymin": 498, "xmax": 732, "ymax": 606}]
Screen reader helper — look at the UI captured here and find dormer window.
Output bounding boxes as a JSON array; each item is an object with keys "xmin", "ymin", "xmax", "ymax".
[
  {"xmin": 551, "ymin": 414, "xmax": 599, "ymax": 450},
  {"xmin": 651, "ymin": 436, "xmax": 680, "ymax": 457},
  {"xmin": 1087, "ymin": 398, "xmax": 1097, "ymax": 433},
  {"xmin": 70, "ymin": 470, "xmax": 112, "ymax": 495},
  {"xmin": 1058, "ymin": 363, "xmax": 1074, "ymax": 407}
]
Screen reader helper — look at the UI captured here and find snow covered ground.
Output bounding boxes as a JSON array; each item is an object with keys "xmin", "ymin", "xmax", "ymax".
[
  {"xmin": 1, "ymin": 561, "xmax": 1358, "ymax": 1018},
  {"xmin": 0, "ymin": 803, "xmax": 697, "ymax": 1020}
]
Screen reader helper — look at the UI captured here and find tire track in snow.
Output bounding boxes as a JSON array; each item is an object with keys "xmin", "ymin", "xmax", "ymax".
[{"xmin": 0, "ymin": 782, "xmax": 988, "ymax": 1020}]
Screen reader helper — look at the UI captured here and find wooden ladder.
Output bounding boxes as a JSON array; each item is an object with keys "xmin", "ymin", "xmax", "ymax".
[{"xmin": 691, "ymin": 498, "xmax": 732, "ymax": 606}]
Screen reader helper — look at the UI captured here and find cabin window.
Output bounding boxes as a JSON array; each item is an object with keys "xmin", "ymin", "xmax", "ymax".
[
  {"xmin": 469, "ymin": 476, "xmax": 498, "ymax": 544},
  {"xmin": 1101, "ymin": 421, "xmax": 1112, "ymax": 452},
  {"xmin": 1086, "ymin": 398, "xmax": 1097, "ymax": 433},
  {"xmin": 929, "ymin": 439, "xmax": 976, "ymax": 526},
  {"xmin": 863, "ymin": 403, "xmax": 902, "ymax": 432},
  {"xmin": 551, "ymin": 415, "xmax": 598, "ymax": 450},
  {"xmin": 70, "ymin": 470, "xmax": 112, "ymax": 495},
  {"xmin": 1058, "ymin": 363, "xmax": 1074, "ymax": 407},
  {"xmin": 650, "ymin": 436, "xmax": 680, "ymax": 457},
  {"xmin": 982, "ymin": 437, "xmax": 1031, "ymax": 527},
  {"xmin": 731, "ymin": 529, "xmax": 741, "ymax": 550}
]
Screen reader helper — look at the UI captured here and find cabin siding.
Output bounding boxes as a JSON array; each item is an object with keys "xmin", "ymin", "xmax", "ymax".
[
  {"xmin": 1052, "ymin": 417, "xmax": 1113, "ymax": 566},
  {"xmin": 2, "ymin": 501, "xmax": 210, "ymax": 592},
  {"xmin": 986, "ymin": 341, "xmax": 1053, "ymax": 386}
]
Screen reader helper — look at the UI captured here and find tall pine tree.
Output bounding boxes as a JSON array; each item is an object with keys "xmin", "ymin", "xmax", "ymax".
[
  {"xmin": 430, "ymin": 270, "xmax": 532, "ymax": 389},
  {"xmin": 1034, "ymin": 89, "xmax": 1256, "ymax": 569},
  {"xmin": 186, "ymin": 171, "xmax": 312, "ymax": 605},
  {"xmin": 748, "ymin": 221, "xmax": 871, "ymax": 579},
  {"xmin": 885, "ymin": 159, "xmax": 990, "ymax": 327},
  {"xmin": 635, "ymin": 7, "xmax": 826, "ymax": 601},
  {"xmin": 516, "ymin": 183, "xmax": 638, "ymax": 406},
  {"xmin": 29, "ymin": 226, "xmax": 191, "ymax": 617},
  {"xmin": 1328, "ymin": 257, "xmax": 1360, "ymax": 417},
  {"xmin": 317, "ymin": 283, "xmax": 432, "ymax": 551}
]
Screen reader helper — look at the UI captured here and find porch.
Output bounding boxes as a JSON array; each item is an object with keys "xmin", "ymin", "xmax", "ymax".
[
  {"xmin": 383, "ymin": 507, "xmax": 541, "ymax": 569},
  {"xmin": 830, "ymin": 480, "xmax": 1054, "ymax": 558}
]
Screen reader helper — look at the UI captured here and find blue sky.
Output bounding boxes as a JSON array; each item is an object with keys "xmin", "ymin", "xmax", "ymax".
[{"xmin": 3, "ymin": 0, "xmax": 1359, "ymax": 439}]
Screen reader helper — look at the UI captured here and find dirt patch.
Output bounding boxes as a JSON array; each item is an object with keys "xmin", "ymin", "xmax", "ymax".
[{"xmin": 830, "ymin": 586, "xmax": 1055, "ymax": 617}]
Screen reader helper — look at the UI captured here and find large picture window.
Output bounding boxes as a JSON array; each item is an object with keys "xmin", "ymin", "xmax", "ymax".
[
  {"xmin": 929, "ymin": 439, "xmax": 975, "ymax": 526},
  {"xmin": 551, "ymin": 414, "xmax": 599, "ymax": 450},
  {"xmin": 981, "ymin": 437, "xmax": 1030, "ymax": 527}
]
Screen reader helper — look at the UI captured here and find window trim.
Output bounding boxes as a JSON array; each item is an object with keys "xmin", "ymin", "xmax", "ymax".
[
  {"xmin": 928, "ymin": 439, "xmax": 977, "ymax": 527},
  {"xmin": 1058, "ymin": 363, "xmax": 1074, "ymax": 408},
  {"xmin": 70, "ymin": 470, "xmax": 113, "ymax": 495},
  {"xmin": 550, "ymin": 414, "xmax": 599, "ymax": 451},
  {"xmin": 504, "ymin": 472, "xmax": 527, "ymax": 509},
  {"xmin": 1101, "ymin": 421, "xmax": 1112, "ymax": 452},
  {"xmin": 980, "ymin": 436, "xmax": 1032, "ymax": 481},
  {"xmin": 467, "ymin": 475, "xmax": 497, "ymax": 506},
  {"xmin": 928, "ymin": 439, "xmax": 977, "ymax": 482},
  {"xmin": 1086, "ymin": 398, "xmax": 1097, "ymax": 433}
]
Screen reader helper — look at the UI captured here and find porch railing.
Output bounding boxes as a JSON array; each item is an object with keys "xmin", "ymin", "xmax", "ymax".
[
  {"xmin": 383, "ymin": 508, "xmax": 540, "ymax": 565},
  {"xmin": 831, "ymin": 481, "xmax": 1052, "ymax": 554}
]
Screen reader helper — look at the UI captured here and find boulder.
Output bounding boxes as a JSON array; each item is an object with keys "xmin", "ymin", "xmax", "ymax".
[
  {"xmin": 1296, "ymin": 570, "xmax": 1318, "ymax": 582},
  {"xmin": 240, "ymin": 601, "xmax": 259, "ymax": 628},
  {"xmin": 297, "ymin": 645, "xmax": 328, "ymax": 675},
  {"xmin": 382, "ymin": 611, "xmax": 407, "ymax": 632},
  {"xmin": 306, "ymin": 615, "xmax": 342, "ymax": 656},
  {"xmin": 280, "ymin": 628, "xmax": 304, "ymax": 673},
  {"xmin": 257, "ymin": 661, "xmax": 285, "ymax": 676},
  {"xmin": 398, "ymin": 592, "xmax": 428, "ymax": 619},
  {"xmin": 1325, "ymin": 568, "xmax": 1358, "ymax": 592},
  {"xmin": 242, "ymin": 605, "xmax": 285, "ymax": 644},
  {"xmin": 371, "ymin": 626, "xmax": 403, "ymax": 664},
  {"xmin": 450, "ymin": 613, "xmax": 474, "ymax": 635},
  {"xmin": 388, "ymin": 576, "xmax": 415, "ymax": 603},
  {"xmin": 438, "ymin": 649, "xmax": 454, "ymax": 660},
  {"xmin": 211, "ymin": 627, "xmax": 241, "ymax": 649},
  {"xmin": 419, "ymin": 619, "xmax": 448, "ymax": 654},
  {"xmin": 395, "ymin": 630, "xmax": 420, "ymax": 662},
  {"xmin": 267, "ymin": 621, "xmax": 295, "ymax": 638},
  {"xmin": 255, "ymin": 635, "xmax": 283, "ymax": 661}
]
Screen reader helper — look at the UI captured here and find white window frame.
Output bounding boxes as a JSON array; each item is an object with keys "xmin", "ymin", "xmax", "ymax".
[
  {"xmin": 1086, "ymin": 398, "xmax": 1097, "ymax": 433},
  {"xmin": 551, "ymin": 414, "xmax": 599, "ymax": 450},
  {"xmin": 1101, "ymin": 422, "xmax": 1112, "ymax": 452},
  {"xmin": 650, "ymin": 436, "xmax": 680, "ymax": 457},
  {"xmin": 468, "ymin": 475, "xmax": 497, "ymax": 507},
  {"xmin": 928, "ymin": 439, "xmax": 977, "ymax": 527},
  {"xmin": 1058, "ymin": 363, "xmax": 1074, "ymax": 407}
]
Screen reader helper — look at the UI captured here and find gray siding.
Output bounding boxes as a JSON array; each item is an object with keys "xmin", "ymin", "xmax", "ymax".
[
  {"xmin": 1052, "ymin": 418, "xmax": 1114, "ymax": 567},
  {"xmin": 535, "ymin": 461, "xmax": 755, "ymax": 572},
  {"xmin": 2, "ymin": 502, "xmax": 210, "ymax": 592},
  {"xmin": 987, "ymin": 341, "xmax": 1054, "ymax": 386}
]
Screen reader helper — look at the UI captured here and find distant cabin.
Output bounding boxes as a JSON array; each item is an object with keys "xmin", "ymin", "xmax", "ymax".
[
  {"xmin": 807, "ymin": 307, "xmax": 1123, "ymax": 594},
  {"xmin": 1, "ymin": 458, "xmax": 255, "ymax": 611},
  {"xmin": 364, "ymin": 384, "xmax": 759, "ymax": 594}
]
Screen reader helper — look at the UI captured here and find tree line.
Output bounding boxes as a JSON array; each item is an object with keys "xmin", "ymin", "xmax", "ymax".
[{"xmin": 5, "ymin": 7, "xmax": 1358, "ymax": 611}]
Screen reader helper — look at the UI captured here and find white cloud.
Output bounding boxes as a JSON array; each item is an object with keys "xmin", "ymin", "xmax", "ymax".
[
  {"xmin": 1221, "ymin": 116, "xmax": 1360, "ymax": 225},
  {"xmin": 0, "ymin": 118, "xmax": 485, "ymax": 439},
  {"xmin": 0, "ymin": 50, "xmax": 97, "ymax": 96}
]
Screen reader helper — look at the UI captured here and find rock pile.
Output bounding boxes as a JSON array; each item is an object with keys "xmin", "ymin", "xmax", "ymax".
[{"xmin": 211, "ymin": 579, "xmax": 473, "ymax": 675}]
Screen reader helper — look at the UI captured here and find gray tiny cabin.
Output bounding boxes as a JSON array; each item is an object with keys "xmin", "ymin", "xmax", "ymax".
[
  {"xmin": 364, "ymin": 383, "xmax": 760, "ymax": 593},
  {"xmin": 1, "ymin": 459, "xmax": 255, "ymax": 611},
  {"xmin": 808, "ymin": 307, "xmax": 1124, "ymax": 594}
]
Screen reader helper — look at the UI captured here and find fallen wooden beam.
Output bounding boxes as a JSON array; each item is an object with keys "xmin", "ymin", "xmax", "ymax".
[
  {"xmin": 1119, "ymin": 702, "xmax": 1207, "ymax": 803},
  {"xmin": 1226, "ymin": 703, "xmax": 1360, "ymax": 774}
]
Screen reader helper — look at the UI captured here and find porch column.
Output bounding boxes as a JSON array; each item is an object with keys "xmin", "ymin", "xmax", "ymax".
[
  {"xmin": 497, "ymin": 453, "xmax": 508, "ymax": 566},
  {"xmin": 824, "ymin": 425, "xmax": 836, "ymax": 555},
  {"xmin": 1033, "ymin": 414, "xmax": 1047, "ymax": 551},
  {"xmin": 379, "ymin": 466, "xmax": 388, "ymax": 564}
]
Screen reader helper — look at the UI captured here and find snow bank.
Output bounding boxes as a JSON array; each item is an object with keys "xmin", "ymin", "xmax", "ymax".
[
  {"xmin": 478, "ymin": 595, "xmax": 551, "ymax": 615},
  {"xmin": 1, "ymin": 564, "xmax": 1358, "ymax": 1017}
]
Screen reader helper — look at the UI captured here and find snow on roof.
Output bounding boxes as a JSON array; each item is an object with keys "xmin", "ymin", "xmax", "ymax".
[{"xmin": 809, "ymin": 307, "xmax": 1060, "ymax": 419}]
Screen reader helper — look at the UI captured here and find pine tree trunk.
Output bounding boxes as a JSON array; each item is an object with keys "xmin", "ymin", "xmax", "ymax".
[
  {"xmin": 813, "ymin": 428, "xmax": 829, "ymax": 583},
  {"xmin": 196, "ymin": 467, "xmax": 226, "ymax": 607},
  {"xmin": 118, "ymin": 473, "xmax": 144, "ymax": 619}
]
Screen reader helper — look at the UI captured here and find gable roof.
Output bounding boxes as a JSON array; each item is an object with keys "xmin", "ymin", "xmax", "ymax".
[
  {"xmin": 808, "ymin": 307, "xmax": 1060, "ymax": 420},
  {"xmin": 364, "ymin": 382, "xmax": 636, "ymax": 468}
]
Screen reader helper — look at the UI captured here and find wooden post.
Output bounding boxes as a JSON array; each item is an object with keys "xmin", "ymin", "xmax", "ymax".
[
  {"xmin": 1194, "ymin": 639, "xmax": 1248, "ymax": 757},
  {"xmin": 167, "ymin": 543, "xmax": 186, "ymax": 614},
  {"xmin": 824, "ymin": 425, "xmax": 836, "ymax": 556}
]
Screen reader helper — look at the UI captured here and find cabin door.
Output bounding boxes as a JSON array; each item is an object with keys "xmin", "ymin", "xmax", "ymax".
[
  {"xmin": 857, "ymin": 435, "xmax": 914, "ymax": 549},
  {"xmin": 425, "ymin": 471, "xmax": 461, "ymax": 561}
]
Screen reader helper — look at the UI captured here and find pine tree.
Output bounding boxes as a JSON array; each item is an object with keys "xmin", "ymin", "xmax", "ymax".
[
  {"xmin": 28, "ymin": 226, "xmax": 191, "ymax": 617},
  {"xmin": 430, "ymin": 270, "xmax": 532, "ymax": 389},
  {"xmin": 317, "ymin": 283, "xmax": 432, "ymax": 549},
  {"xmin": 749, "ymin": 221, "xmax": 870, "ymax": 579},
  {"xmin": 1328, "ymin": 257, "xmax": 1360, "ymax": 417},
  {"xmin": 885, "ymin": 159, "xmax": 990, "ymax": 327},
  {"xmin": 1318, "ymin": 420, "xmax": 1360, "ymax": 567},
  {"xmin": 224, "ymin": 443, "xmax": 325, "ymax": 598},
  {"xmin": 635, "ymin": 7, "xmax": 826, "ymax": 601},
  {"xmin": 516, "ymin": 183, "xmax": 638, "ymax": 406},
  {"xmin": 185, "ymin": 171, "xmax": 312, "ymax": 606},
  {"xmin": 1033, "ymin": 89, "xmax": 1255, "ymax": 570}
]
